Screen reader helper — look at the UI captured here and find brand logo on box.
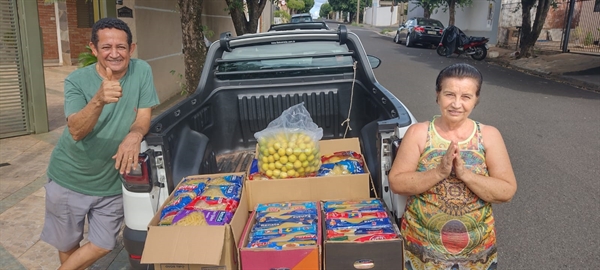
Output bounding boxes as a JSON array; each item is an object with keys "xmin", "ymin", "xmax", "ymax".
[
  {"xmin": 353, "ymin": 259, "xmax": 375, "ymax": 269},
  {"xmin": 160, "ymin": 265, "xmax": 188, "ymax": 269}
]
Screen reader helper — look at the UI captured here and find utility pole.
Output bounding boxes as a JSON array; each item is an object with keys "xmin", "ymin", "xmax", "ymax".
[{"xmin": 356, "ymin": 0, "xmax": 360, "ymax": 24}]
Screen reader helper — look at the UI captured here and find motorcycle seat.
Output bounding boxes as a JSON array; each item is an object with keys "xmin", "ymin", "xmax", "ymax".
[{"xmin": 469, "ymin": 37, "xmax": 487, "ymax": 42}]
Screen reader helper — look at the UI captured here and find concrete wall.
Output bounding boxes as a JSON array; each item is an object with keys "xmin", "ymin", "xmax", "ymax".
[
  {"xmin": 409, "ymin": 0, "xmax": 501, "ymax": 44},
  {"xmin": 119, "ymin": 0, "xmax": 185, "ymax": 103},
  {"xmin": 365, "ymin": 6, "xmax": 399, "ymax": 27},
  {"xmin": 202, "ymin": 0, "xmax": 236, "ymax": 40}
]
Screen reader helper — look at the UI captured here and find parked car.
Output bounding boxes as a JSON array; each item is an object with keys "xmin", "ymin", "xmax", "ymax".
[
  {"xmin": 394, "ymin": 17, "xmax": 445, "ymax": 47},
  {"xmin": 269, "ymin": 21, "xmax": 329, "ymax": 31},
  {"xmin": 291, "ymin": 13, "xmax": 313, "ymax": 23}
]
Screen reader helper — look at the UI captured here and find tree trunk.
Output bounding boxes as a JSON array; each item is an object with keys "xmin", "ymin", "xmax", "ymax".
[
  {"xmin": 448, "ymin": 0, "xmax": 456, "ymax": 25},
  {"xmin": 225, "ymin": 0, "xmax": 248, "ymax": 36},
  {"xmin": 424, "ymin": 6, "xmax": 431, "ymax": 18},
  {"xmin": 178, "ymin": 0, "xmax": 206, "ymax": 94},
  {"xmin": 519, "ymin": 0, "xmax": 551, "ymax": 58}
]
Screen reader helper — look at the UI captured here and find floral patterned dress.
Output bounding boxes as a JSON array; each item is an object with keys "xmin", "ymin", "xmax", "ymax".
[{"xmin": 401, "ymin": 116, "xmax": 497, "ymax": 270}]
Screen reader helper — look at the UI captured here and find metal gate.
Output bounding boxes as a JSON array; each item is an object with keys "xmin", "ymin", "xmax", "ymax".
[
  {"xmin": 563, "ymin": 0, "xmax": 600, "ymax": 54},
  {"xmin": 0, "ymin": 0, "xmax": 29, "ymax": 138}
]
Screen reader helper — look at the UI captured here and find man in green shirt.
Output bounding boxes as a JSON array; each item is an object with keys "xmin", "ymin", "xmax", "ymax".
[{"xmin": 41, "ymin": 17, "xmax": 159, "ymax": 269}]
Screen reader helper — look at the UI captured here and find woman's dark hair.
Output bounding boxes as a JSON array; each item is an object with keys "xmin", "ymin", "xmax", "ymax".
[
  {"xmin": 435, "ymin": 63, "xmax": 483, "ymax": 97},
  {"xmin": 91, "ymin": 17, "xmax": 133, "ymax": 47}
]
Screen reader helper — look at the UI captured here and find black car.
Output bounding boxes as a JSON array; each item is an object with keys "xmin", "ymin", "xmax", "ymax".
[{"xmin": 394, "ymin": 17, "xmax": 445, "ymax": 47}]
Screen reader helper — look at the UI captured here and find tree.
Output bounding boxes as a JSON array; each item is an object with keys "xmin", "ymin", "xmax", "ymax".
[
  {"xmin": 518, "ymin": 0, "xmax": 552, "ymax": 58},
  {"xmin": 320, "ymin": 2, "xmax": 332, "ymax": 18},
  {"xmin": 329, "ymin": 0, "xmax": 369, "ymax": 21},
  {"xmin": 299, "ymin": 0, "xmax": 315, "ymax": 14},
  {"xmin": 287, "ymin": 0, "xmax": 306, "ymax": 14},
  {"xmin": 410, "ymin": 0, "xmax": 442, "ymax": 19},
  {"xmin": 225, "ymin": 0, "xmax": 270, "ymax": 36},
  {"xmin": 439, "ymin": 0, "xmax": 472, "ymax": 25},
  {"xmin": 177, "ymin": 0, "xmax": 207, "ymax": 95}
]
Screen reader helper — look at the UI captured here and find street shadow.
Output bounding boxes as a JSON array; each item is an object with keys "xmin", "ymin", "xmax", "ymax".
[{"xmin": 370, "ymin": 34, "xmax": 600, "ymax": 99}]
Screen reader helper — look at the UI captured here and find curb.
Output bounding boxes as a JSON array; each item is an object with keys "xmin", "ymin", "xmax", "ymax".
[{"xmin": 485, "ymin": 57, "xmax": 600, "ymax": 93}]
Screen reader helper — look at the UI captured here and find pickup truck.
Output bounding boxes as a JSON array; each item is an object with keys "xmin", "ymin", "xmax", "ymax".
[{"xmin": 121, "ymin": 24, "xmax": 416, "ymax": 269}]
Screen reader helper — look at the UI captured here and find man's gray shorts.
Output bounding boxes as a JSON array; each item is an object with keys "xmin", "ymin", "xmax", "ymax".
[{"xmin": 40, "ymin": 179, "xmax": 124, "ymax": 252}]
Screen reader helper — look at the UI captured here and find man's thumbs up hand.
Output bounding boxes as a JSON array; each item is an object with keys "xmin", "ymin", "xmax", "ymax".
[{"xmin": 97, "ymin": 66, "xmax": 122, "ymax": 104}]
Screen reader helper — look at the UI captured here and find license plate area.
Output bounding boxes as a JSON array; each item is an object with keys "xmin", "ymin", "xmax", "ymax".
[{"xmin": 427, "ymin": 31, "xmax": 436, "ymax": 35}]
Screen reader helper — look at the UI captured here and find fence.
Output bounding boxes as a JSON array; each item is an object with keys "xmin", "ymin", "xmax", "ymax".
[{"xmin": 498, "ymin": 0, "xmax": 600, "ymax": 55}]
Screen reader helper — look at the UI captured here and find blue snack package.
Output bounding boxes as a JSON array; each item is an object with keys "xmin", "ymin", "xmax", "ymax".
[
  {"xmin": 326, "ymin": 217, "xmax": 393, "ymax": 230},
  {"xmin": 200, "ymin": 185, "xmax": 242, "ymax": 201},
  {"xmin": 255, "ymin": 216, "xmax": 317, "ymax": 226},
  {"xmin": 208, "ymin": 175, "xmax": 244, "ymax": 187},
  {"xmin": 250, "ymin": 225, "xmax": 318, "ymax": 236},
  {"xmin": 255, "ymin": 202, "xmax": 316, "ymax": 212},
  {"xmin": 317, "ymin": 160, "xmax": 365, "ymax": 176},
  {"xmin": 248, "ymin": 240, "xmax": 317, "ymax": 250},
  {"xmin": 249, "ymin": 232, "xmax": 317, "ymax": 244},
  {"xmin": 160, "ymin": 194, "xmax": 195, "ymax": 220},
  {"xmin": 173, "ymin": 180, "xmax": 207, "ymax": 197},
  {"xmin": 256, "ymin": 208, "xmax": 318, "ymax": 219},
  {"xmin": 248, "ymin": 159, "xmax": 260, "ymax": 180}
]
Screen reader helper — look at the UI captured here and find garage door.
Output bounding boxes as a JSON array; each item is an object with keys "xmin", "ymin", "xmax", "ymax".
[{"xmin": 0, "ymin": 0, "xmax": 29, "ymax": 138}]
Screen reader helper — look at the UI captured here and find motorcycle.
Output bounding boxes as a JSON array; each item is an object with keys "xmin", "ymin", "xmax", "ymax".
[{"xmin": 436, "ymin": 25, "xmax": 489, "ymax": 61}]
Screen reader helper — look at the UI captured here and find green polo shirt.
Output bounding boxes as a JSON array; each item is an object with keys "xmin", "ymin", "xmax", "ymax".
[{"xmin": 47, "ymin": 59, "xmax": 160, "ymax": 196}]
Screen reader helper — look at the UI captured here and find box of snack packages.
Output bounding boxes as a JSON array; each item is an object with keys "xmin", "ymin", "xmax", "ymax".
[
  {"xmin": 239, "ymin": 201, "xmax": 322, "ymax": 270},
  {"xmin": 320, "ymin": 198, "xmax": 403, "ymax": 269},
  {"xmin": 141, "ymin": 172, "xmax": 248, "ymax": 269},
  {"xmin": 246, "ymin": 137, "xmax": 371, "ymax": 209}
]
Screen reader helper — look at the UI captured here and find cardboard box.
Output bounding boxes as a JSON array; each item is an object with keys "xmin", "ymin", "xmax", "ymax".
[
  {"xmin": 321, "ymin": 199, "xmax": 404, "ymax": 270},
  {"xmin": 247, "ymin": 138, "xmax": 371, "ymax": 209},
  {"xmin": 238, "ymin": 203, "xmax": 322, "ymax": 270},
  {"xmin": 141, "ymin": 172, "xmax": 249, "ymax": 270}
]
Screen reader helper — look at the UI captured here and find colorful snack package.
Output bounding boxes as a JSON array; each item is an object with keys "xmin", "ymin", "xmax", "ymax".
[
  {"xmin": 208, "ymin": 175, "xmax": 244, "ymax": 187},
  {"xmin": 327, "ymin": 232, "xmax": 397, "ymax": 242},
  {"xmin": 200, "ymin": 185, "xmax": 242, "ymax": 201},
  {"xmin": 249, "ymin": 232, "xmax": 317, "ymax": 244},
  {"xmin": 325, "ymin": 210, "xmax": 388, "ymax": 219},
  {"xmin": 250, "ymin": 225, "xmax": 318, "ymax": 237},
  {"xmin": 256, "ymin": 208, "xmax": 318, "ymax": 219},
  {"xmin": 321, "ymin": 151, "xmax": 364, "ymax": 165},
  {"xmin": 201, "ymin": 210, "xmax": 234, "ymax": 225},
  {"xmin": 326, "ymin": 226, "xmax": 396, "ymax": 238},
  {"xmin": 173, "ymin": 178, "xmax": 210, "ymax": 197},
  {"xmin": 317, "ymin": 160, "xmax": 365, "ymax": 176},
  {"xmin": 172, "ymin": 209, "xmax": 208, "ymax": 226},
  {"xmin": 188, "ymin": 196, "xmax": 239, "ymax": 212},
  {"xmin": 158, "ymin": 192, "xmax": 196, "ymax": 225},
  {"xmin": 255, "ymin": 201, "xmax": 316, "ymax": 212},
  {"xmin": 252, "ymin": 221, "xmax": 317, "ymax": 232},
  {"xmin": 326, "ymin": 217, "xmax": 393, "ymax": 230},
  {"xmin": 249, "ymin": 240, "xmax": 317, "ymax": 250},
  {"xmin": 255, "ymin": 216, "xmax": 317, "ymax": 226},
  {"xmin": 323, "ymin": 199, "xmax": 382, "ymax": 209},
  {"xmin": 158, "ymin": 209, "xmax": 180, "ymax": 226}
]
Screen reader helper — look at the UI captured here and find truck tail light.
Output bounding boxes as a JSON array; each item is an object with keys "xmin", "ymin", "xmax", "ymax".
[{"xmin": 122, "ymin": 153, "xmax": 153, "ymax": 193}]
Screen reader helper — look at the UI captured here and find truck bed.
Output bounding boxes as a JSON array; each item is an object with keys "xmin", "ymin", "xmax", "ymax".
[{"xmin": 216, "ymin": 150, "xmax": 256, "ymax": 173}]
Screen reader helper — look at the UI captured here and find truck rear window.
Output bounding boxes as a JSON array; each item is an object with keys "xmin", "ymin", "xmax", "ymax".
[{"xmin": 216, "ymin": 41, "xmax": 355, "ymax": 80}]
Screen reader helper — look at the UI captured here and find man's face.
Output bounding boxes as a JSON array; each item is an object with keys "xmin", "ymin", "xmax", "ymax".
[{"xmin": 90, "ymin": 28, "xmax": 135, "ymax": 78}]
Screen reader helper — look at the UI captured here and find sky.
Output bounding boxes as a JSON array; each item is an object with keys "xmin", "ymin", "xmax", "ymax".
[{"xmin": 310, "ymin": 0, "xmax": 328, "ymax": 18}]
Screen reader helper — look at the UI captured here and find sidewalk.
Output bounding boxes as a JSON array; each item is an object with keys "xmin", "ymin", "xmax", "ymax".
[{"xmin": 363, "ymin": 22, "xmax": 600, "ymax": 92}]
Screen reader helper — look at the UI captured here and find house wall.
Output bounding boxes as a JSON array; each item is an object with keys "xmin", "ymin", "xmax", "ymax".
[
  {"xmin": 37, "ymin": 0, "xmax": 58, "ymax": 62},
  {"xmin": 66, "ymin": 0, "xmax": 92, "ymax": 66},
  {"xmin": 119, "ymin": 0, "xmax": 185, "ymax": 103},
  {"xmin": 409, "ymin": 0, "xmax": 501, "ymax": 44}
]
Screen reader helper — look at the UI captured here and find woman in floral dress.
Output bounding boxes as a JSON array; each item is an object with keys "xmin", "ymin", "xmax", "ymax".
[{"xmin": 389, "ymin": 63, "xmax": 517, "ymax": 269}]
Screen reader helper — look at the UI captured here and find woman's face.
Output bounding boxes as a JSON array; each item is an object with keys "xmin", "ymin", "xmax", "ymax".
[{"xmin": 437, "ymin": 77, "xmax": 479, "ymax": 122}]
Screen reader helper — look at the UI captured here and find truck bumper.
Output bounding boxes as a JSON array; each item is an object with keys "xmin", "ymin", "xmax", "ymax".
[{"xmin": 123, "ymin": 226, "xmax": 154, "ymax": 270}]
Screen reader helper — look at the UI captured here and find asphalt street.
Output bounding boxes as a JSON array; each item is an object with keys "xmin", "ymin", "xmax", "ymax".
[{"xmin": 328, "ymin": 22, "xmax": 600, "ymax": 269}]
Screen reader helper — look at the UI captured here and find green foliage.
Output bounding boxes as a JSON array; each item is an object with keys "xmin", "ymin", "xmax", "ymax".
[
  {"xmin": 299, "ymin": 0, "xmax": 315, "ymax": 13},
  {"xmin": 319, "ymin": 3, "xmax": 332, "ymax": 18},
  {"xmin": 201, "ymin": 25, "xmax": 215, "ymax": 39},
  {"xmin": 410, "ymin": 0, "xmax": 443, "ymax": 17},
  {"xmin": 170, "ymin": 70, "xmax": 189, "ymax": 96},
  {"xmin": 583, "ymin": 32, "xmax": 593, "ymax": 46},
  {"xmin": 77, "ymin": 46, "xmax": 97, "ymax": 68},
  {"xmin": 275, "ymin": 10, "xmax": 292, "ymax": 22},
  {"xmin": 328, "ymin": 0, "xmax": 370, "ymax": 13},
  {"xmin": 287, "ymin": 0, "xmax": 306, "ymax": 12}
]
